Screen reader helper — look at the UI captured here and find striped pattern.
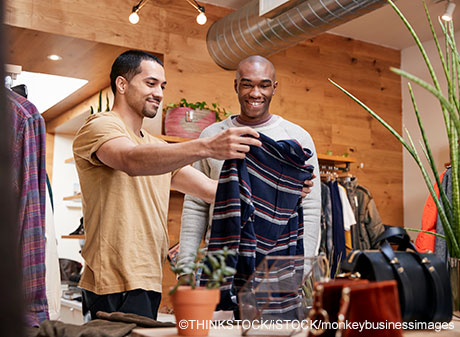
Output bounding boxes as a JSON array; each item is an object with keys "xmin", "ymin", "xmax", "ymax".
[
  {"xmin": 10, "ymin": 91, "xmax": 49, "ymax": 326},
  {"xmin": 246, "ymin": 258, "xmax": 306, "ymax": 320},
  {"xmin": 201, "ymin": 132, "xmax": 314, "ymax": 312}
]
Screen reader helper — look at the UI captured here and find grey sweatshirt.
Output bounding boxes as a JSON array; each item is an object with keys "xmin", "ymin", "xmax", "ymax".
[{"xmin": 178, "ymin": 115, "xmax": 321, "ymax": 267}]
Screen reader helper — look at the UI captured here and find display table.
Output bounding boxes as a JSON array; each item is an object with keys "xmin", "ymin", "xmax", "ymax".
[{"xmin": 132, "ymin": 317, "xmax": 460, "ymax": 337}]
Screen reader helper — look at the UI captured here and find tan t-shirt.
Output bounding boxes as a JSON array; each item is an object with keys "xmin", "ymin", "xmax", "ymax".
[{"xmin": 73, "ymin": 111, "xmax": 171, "ymax": 295}]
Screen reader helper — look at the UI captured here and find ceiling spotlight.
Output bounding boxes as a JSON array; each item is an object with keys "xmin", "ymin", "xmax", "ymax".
[
  {"xmin": 442, "ymin": 0, "xmax": 456, "ymax": 21},
  {"xmin": 196, "ymin": 12, "xmax": 207, "ymax": 25},
  {"xmin": 186, "ymin": 0, "xmax": 207, "ymax": 25},
  {"xmin": 47, "ymin": 54, "xmax": 62, "ymax": 61},
  {"xmin": 129, "ymin": 0, "xmax": 150, "ymax": 25},
  {"xmin": 129, "ymin": 11, "xmax": 140, "ymax": 24}
]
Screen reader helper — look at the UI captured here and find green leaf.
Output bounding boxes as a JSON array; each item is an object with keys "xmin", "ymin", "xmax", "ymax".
[
  {"xmin": 106, "ymin": 93, "xmax": 110, "ymax": 112},
  {"xmin": 223, "ymin": 266, "xmax": 236, "ymax": 275},
  {"xmin": 98, "ymin": 90, "xmax": 102, "ymax": 113},
  {"xmin": 406, "ymin": 228, "xmax": 446, "ymax": 240},
  {"xmin": 207, "ymin": 255, "xmax": 219, "ymax": 269}
]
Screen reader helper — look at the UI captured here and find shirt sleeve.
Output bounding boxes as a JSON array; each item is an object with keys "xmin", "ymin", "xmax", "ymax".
[
  {"xmin": 299, "ymin": 132, "xmax": 322, "ymax": 257},
  {"xmin": 178, "ymin": 158, "xmax": 213, "ymax": 267},
  {"xmin": 73, "ymin": 114, "xmax": 127, "ymax": 166}
]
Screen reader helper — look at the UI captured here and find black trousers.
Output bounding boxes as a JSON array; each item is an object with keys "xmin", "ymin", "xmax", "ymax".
[{"xmin": 82, "ymin": 288, "xmax": 162, "ymax": 320}]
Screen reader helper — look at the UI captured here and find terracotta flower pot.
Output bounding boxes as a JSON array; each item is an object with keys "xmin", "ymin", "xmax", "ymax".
[
  {"xmin": 170, "ymin": 286, "xmax": 220, "ymax": 336},
  {"xmin": 164, "ymin": 107, "xmax": 216, "ymax": 139}
]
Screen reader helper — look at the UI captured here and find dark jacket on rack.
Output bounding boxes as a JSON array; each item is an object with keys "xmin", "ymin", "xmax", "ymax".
[
  {"xmin": 342, "ymin": 177, "xmax": 384, "ymax": 250},
  {"xmin": 435, "ymin": 167, "xmax": 451, "ymax": 262}
]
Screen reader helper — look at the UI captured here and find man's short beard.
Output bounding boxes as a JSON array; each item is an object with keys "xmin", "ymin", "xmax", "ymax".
[{"xmin": 143, "ymin": 108, "xmax": 157, "ymax": 119}]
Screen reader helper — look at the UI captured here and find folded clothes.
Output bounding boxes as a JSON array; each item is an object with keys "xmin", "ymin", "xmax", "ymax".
[
  {"xmin": 28, "ymin": 319, "xmax": 136, "ymax": 337},
  {"xmin": 96, "ymin": 311, "xmax": 175, "ymax": 328}
]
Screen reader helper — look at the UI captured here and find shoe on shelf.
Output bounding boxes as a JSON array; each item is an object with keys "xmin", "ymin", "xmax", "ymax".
[{"xmin": 69, "ymin": 217, "xmax": 84, "ymax": 235}]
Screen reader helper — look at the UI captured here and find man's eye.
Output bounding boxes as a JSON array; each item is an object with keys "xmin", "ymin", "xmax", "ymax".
[{"xmin": 242, "ymin": 84, "xmax": 252, "ymax": 88}]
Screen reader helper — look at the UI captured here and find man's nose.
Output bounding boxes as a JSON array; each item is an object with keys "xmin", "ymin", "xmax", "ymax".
[
  {"xmin": 249, "ymin": 86, "xmax": 261, "ymax": 97},
  {"xmin": 153, "ymin": 86, "xmax": 163, "ymax": 99}
]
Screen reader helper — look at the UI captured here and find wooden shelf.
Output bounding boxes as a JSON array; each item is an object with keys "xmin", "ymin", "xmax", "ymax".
[
  {"xmin": 317, "ymin": 153, "xmax": 356, "ymax": 163},
  {"xmin": 63, "ymin": 193, "xmax": 81, "ymax": 201},
  {"xmin": 61, "ymin": 234, "xmax": 85, "ymax": 239},
  {"xmin": 317, "ymin": 154, "xmax": 356, "ymax": 171},
  {"xmin": 65, "ymin": 157, "xmax": 75, "ymax": 163}
]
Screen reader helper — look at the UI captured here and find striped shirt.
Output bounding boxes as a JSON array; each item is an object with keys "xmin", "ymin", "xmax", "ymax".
[{"xmin": 202, "ymin": 132, "xmax": 314, "ymax": 312}]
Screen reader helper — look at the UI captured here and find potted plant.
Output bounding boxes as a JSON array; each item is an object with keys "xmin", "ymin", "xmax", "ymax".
[
  {"xmin": 163, "ymin": 98, "xmax": 232, "ymax": 138},
  {"xmin": 90, "ymin": 89, "xmax": 110, "ymax": 114},
  {"xmin": 169, "ymin": 247, "xmax": 236, "ymax": 336},
  {"xmin": 329, "ymin": 0, "xmax": 460, "ymax": 309}
]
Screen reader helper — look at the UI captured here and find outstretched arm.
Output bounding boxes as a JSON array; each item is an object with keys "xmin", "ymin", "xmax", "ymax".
[
  {"xmin": 171, "ymin": 165, "xmax": 218, "ymax": 204},
  {"xmin": 96, "ymin": 127, "xmax": 261, "ymax": 176}
]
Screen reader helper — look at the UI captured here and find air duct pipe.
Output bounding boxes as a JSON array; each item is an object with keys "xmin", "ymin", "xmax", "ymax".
[{"xmin": 207, "ymin": 0, "xmax": 388, "ymax": 70}]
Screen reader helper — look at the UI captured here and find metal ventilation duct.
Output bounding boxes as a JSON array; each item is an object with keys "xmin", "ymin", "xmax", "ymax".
[{"xmin": 206, "ymin": 0, "xmax": 388, "ymax": 70}]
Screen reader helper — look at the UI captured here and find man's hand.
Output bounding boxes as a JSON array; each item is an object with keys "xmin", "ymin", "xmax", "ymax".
[
  {"xmin": 205, "ymin": 127, "xmax": 261, "ymax": 160},
  {"xmin": 301, "ymin": 173, "xmax": 315, "ymax": 198}
]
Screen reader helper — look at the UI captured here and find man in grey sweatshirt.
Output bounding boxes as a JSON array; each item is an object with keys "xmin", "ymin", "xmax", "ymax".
[{"xmin": 177, "ymin": 55, "xmax": 321, "ymax": 277}]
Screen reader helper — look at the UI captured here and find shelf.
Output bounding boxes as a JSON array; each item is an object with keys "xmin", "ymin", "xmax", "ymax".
[
  {"xmin": 61, "ymin": 234, "xmax": 85, "ymax": 239},
  {"xmin": 317, "ymin": 154, "xmax": 356, "ymax": 171},
  {"xmin": 64, "ymin": 157, "xmax": 75, "ymax": 163},
  {"xmin": 63, "ymin": 193, "xmax": 81, "ymax": 201}
]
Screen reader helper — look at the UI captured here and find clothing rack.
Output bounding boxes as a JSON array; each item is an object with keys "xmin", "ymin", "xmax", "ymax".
[
  {"xmin": 317, "ymin": 153, "xmax": 356, "ymax": 172},
  {"xmin": 318, "ymin": 154, "xmax": 357, "ymax": 182}
]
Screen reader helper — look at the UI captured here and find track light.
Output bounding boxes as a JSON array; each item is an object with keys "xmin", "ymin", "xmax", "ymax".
[
  {"xmin": 442, "ymin": 0, "xmax": 456, "ymax": 22},
  {"xmin": 129, "ymin": 0, "xmax": 150, "ymax": 25},
  {"xmin": 186, "ymin": 0, "xmax": 207, "ymax": 25}
]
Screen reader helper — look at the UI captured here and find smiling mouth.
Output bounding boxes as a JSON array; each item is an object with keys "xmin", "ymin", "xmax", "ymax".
[
  {"xmin": 147, "ymin": 99, "xmax": 160, "ymax": 106},
  {"xmin": 248, "ymin": 102, "xmax": 263, "ymax": 106}
]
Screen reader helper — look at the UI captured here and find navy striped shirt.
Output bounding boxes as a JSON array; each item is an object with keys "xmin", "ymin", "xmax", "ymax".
[{"xmin": 201, "ymin": 132, "xmax": 314, "ymax": 311}]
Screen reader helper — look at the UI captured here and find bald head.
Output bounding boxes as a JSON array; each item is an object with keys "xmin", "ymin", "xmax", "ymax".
[
  {"xmin": 234, "ymin": 55, "xmax": 278, "ymax": 123},
  {"xmin": 236, "ymin": 56, "xmax": 276, "ymax": 82}
]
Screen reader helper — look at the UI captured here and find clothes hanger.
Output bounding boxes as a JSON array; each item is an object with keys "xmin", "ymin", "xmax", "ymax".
[
  {"xmin": 337, "ymin": 171, "xmax": 353, "ymax": 183},
  {"xmin": 4, "ymin": 75, "xmax": 12, "ymax": 90},
  {"xmin": 4, "ymin": 64, "xmax": 22, "ymax": 90}
]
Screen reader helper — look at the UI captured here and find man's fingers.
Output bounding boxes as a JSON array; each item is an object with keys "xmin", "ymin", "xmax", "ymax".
[
  {"xmin": 301, "ymin": 175, "xmax": 315, "ymax": 198},
  {"xmin": 237, "ymin": 136, "xmax": 261, "ymax": 148},
  {"xmin": 233, "ymin": 126, "xmax": 260, "ymax": 138}
]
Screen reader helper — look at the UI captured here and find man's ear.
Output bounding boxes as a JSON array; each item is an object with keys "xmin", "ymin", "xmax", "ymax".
[
  {"xmin": 116, "ymin": 76, "xmax": 127, "ymax": 95},
  {"xmin": 234, "ymin": 79, "xmax": 238, "ymax": 94},
  {"xmin": 273, "ymin": 81, "xmax": 278, "ymax": 95}
]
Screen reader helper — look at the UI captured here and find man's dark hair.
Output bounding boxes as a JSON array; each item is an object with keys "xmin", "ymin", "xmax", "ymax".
[{"xmin": 110, "ymin": 50, "xmax": 163, "ymax": 95}]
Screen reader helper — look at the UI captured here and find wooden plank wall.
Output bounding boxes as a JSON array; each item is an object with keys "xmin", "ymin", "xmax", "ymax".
[{"xmin": 5, "ymin": 0, "xmax": 402, "ymax": 309}]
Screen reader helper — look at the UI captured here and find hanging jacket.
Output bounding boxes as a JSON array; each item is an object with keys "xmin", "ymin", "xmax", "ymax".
[
  {"xmin": 202, "ymin": 132, "xmax": 314, "ymax": 312},
  {"xmin": 320, "ymin": 182, "xmax": 333, "ymax": 256},
  {"xmin": 9, "ymin": 90, "xmax": 49, "ymax": 326},
  {"xmin": 327, "ymin": 181, "xmax": 345, "ymax": 278},
  {"xmin": 414, "ymin": 170, "xmax": 446, "ymax": 253},
  {"xmin": 434, "ymin": 167, "xmax": 451, "ymax": 262},
  {"xmin": 342, "ymin": 177, "xmax": 384, "ymax": 250}
]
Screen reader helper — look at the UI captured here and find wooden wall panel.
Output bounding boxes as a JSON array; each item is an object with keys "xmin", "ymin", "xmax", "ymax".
[
  {"xmin": 6, "ymin": 0, "xmax": 402, "ymax": 309},
  {"xmin": 46, "ymin": 132, "xmax": 55, "ymax": 183}
]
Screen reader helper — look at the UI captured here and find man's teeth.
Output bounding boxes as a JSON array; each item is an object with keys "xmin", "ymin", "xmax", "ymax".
[{"xmin": 249, "ymin": 102, "xmax": 262, "ymax": 106}]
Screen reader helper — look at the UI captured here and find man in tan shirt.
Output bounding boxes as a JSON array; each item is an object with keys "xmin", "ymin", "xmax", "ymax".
[{"xmin": 73, "ymin": 50, "xmax": 261, "ymax": 320}]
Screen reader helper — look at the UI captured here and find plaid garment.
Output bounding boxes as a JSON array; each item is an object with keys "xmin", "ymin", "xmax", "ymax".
[
  {"xmin": 9, "ymin": 91, "xmax": 48, "ymax": 326},
  {"xmin": 202, "ymin": 132, "xmax": 314, "ymax": 311}
]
